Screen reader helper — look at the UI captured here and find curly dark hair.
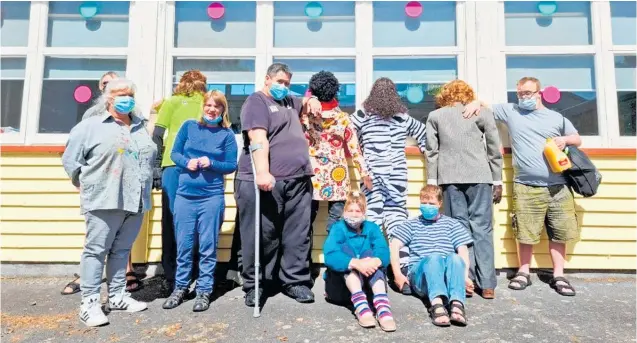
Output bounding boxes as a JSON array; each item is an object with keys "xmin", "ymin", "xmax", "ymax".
[
  {"xmin": 362, "ymin": 77, "xmax": 407, "ymax": 118},
  {"xmin": 308, "ymin": 70, "xmax": 340, "ymax": 102}
]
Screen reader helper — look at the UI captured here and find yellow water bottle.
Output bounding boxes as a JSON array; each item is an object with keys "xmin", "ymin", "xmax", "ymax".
[{"xmin": 544, "ymin": 138, "xmax": 572, "ymax": 173}]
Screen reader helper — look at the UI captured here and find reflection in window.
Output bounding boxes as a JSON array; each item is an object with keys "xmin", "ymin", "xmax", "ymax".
[
  {"xmin": 372, "ymin": 57, "xmax": 458, "ymax": 123},
  {"xmin": 610, "ymin": 1, "xmax": 637, "ymax": 46},
  {"xmin": 173, "ymin": 58, "xmax": 255, "ymax": 133},
  {"xmin": 273, "ymin": 58, "xmax": 356, "ymax": 114},
  {"xmin": 47, "ymin": 1, "xmax": 130, "ymax": 47},
  {"xmin": 273, "ymin": 1, "xmax": 355, "ymax": 48},
  {"xmin": 504, "ymin": 1, "xmax": 592, "ymax": 46},
  {"xmin": 615, "ymin": 55, "xmax": 636, "ymax": 136},
  {"xmin": 1, "ymin": 58, "xmax": 26, "ymax": 134},
  {"xmin": 174, "ymin": 1, "xmax": 256, "ymax": 48},
  {"xmin": 0, "ymin": 1, "xmax": 30, "ymax": 47},
  {"xmin": 506, "ymin": 55, "xmax": 598, "ymax": 135},
  {"xmin": 373, "ymin": 1, "xmax": 456, "ymax": 47},
  {"xmin": 39, "ymin": 57, "xmax": 127, "ymax": 133}
]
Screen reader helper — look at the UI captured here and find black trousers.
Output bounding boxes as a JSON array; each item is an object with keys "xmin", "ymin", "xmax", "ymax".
[
  {"xmin": 227, "ymin": 211, "xmax": 243, "ymax": 275},
  {"xmin": 235, "ymin": 176, "xmax": 312, "ymax": 292}
]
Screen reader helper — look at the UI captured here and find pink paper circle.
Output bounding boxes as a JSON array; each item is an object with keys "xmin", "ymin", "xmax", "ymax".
[
  {"xmin": 207, "ymin": 2, "xmax": 225, "ymax": 20},
  {"xmin": 405, "ymin": 1, "xmax": 423, "ymax": 18},
  {"xmin": 74, "ymin": 85, "xmax": 92, "ymax": 103},
  {"xmin": 542, "ymin": 86, "xmax": 561, "ymax": 104}
]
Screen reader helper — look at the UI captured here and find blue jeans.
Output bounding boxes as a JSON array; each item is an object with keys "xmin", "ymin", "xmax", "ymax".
[
  {"xmin": 174, "ymin": 194, "xmax": 224, "ymax": 293},
  {"xmin": 409, "ymin": 254, "xmax": 466, "ymax": 304}
]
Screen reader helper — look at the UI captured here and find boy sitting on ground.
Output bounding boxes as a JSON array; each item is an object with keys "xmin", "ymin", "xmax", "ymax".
[{"xmin": 389, "ymin": 185, "xmax": 473, "ymax": 327}]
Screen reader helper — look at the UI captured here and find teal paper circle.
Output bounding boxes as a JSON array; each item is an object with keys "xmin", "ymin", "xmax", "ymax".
[
  {"xmin": 79, "ymin": 2, "xmax": 99, "ymax": 19},
  {"xmin": 537, "ymin": 1, "xmax": 557, "ymax": 16},
  {"xmin": 304, "ymin": 2, "xmax": 323, "ymax": 19},
  {"xmin": 406, "ymin": 86, "xmax": 424, "ymax": 104}
]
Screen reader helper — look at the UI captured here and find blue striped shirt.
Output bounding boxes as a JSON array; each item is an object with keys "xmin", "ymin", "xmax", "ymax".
[{"xmin": 391, "ymin": 215, "xmax": 473, "ymax": 270}]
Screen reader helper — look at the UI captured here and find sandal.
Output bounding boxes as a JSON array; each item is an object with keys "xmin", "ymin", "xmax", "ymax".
[
  {"xmin": 550, "ymin": 276, "xmax": 576, "ymax": 297},
  {"xmin": 449, "ymin": 301, "xmax": 468, "ymax": 327},
  {"xmin": 61, "ymin": 273, "xmax": 81, "ymax": 295},
  {"xmin": 126, "ymin": 272, "xmax": 143, "ymax": 292},
  {"xmin": 508, "ymin": 272, "xmax": 532, "ymax": 291},
  {"xmin": 428, "ymin": 303, "xmax": 451, "ymax": 327}
]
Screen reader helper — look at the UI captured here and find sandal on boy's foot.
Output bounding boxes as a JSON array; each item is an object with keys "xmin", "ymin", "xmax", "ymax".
[
  {"xmin": 449, "ymin": 301, "xmax": 468, "ymax": 327},
  {"xmin": 62, "ymin": 274, "xmax": 81, "ymax": 295},
  {"xmin": 549, "ymin": 276, "xmax": 576, "ymax": 297},
  {"xmin": 356, "ymin": 312, "xmax": 376, "ymax": 328},
  {"xmin": 125, "ymin": 272, "xmax": 143, "ymax": 293},
  {"xmin": 508, "ymin": 272, "xmax": 532, "ymax": 291},
  {"xmin": 428, "ymin": 303, "xmax": 451, "ymax": 327}
]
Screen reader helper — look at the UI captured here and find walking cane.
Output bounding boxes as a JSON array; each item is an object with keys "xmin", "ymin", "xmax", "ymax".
[{"xmin": 249, "ymin": 144, "xmax": 261, "ymax": 318}]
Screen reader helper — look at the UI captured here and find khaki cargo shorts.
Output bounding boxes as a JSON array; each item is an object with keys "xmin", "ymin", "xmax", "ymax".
[{"xmin": 512, "ymin": 183, "xmax": 580, "ymax": 245}]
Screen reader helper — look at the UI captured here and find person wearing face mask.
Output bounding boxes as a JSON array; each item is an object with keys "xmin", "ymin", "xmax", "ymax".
[
  {"xmin": 62, "ymin": 79, "xmax": 157, "ymax": 327},
  {"xmin": 463, "ymin": 77, "xmax": 581, "ymax": 297},
  {"xmin": 235, "ymin": 62, "xmax": 322, "ymax": 307},
  {"xmin": 82, "ymin": 71, "xmax": 144, "ymax": 121},
  {"xmin": 322, "ymin": 191, "xmax": 396, "ymax": 332},
  {"xmin": 161, "ymin": 90, "xmax": 238, "ymax": 312},
  {"xmin": 390, "ymin": 185, "xmax": 473, "ymax": 327}
]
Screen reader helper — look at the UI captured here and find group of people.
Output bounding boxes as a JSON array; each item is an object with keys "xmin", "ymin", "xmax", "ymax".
[{"xmin": 61, "ymin": 62, "xmax": 581, "ymax": 329}]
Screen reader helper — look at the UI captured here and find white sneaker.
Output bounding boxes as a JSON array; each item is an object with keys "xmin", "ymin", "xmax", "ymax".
[
  {"xmin": 79, "ymin": 295, "xmax": 109, "ymax": 327},
  {"xmin": 108, "ymin": 291, "xmax": 148, "ymax": 313}
]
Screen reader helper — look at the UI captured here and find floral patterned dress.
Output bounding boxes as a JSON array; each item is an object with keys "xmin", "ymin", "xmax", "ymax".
[{"xmin": 302, "ymin": 104, "xmax": 370, "ymax": 201}]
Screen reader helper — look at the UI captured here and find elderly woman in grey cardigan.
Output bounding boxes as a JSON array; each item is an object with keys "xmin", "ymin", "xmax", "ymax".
[{"xmin": 62, "ymin": 78, "xmax": 156, "ymax": 327}]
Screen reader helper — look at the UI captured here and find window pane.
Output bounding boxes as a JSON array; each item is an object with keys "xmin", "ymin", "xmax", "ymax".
[
  {"xmin": 373, "ymin": 57, "xmax": 458, "ymax": 123},
  {"xmin": 39, "ymin": 57, "xmax": 127, "ymax": 134},
  {"xmin": 0, "ymin": 1, "xmax": 30, "ymax": 47},
  {"xmin": 173, "ymin": 58, "xmax": 255, "ymax": 133},
  {"xmin": 615, "ymin": 55, "xmax": 636, "ymax": 136},
  {"xmin": 274, "ymin": 58, "xmax": 356, "ymax": 114},
  {"xmin": 273, "ymin": 1, "xmax": 355, "ymax": 48},
  {"xmin": 174, "ymin": 1, "xmax": 256, "ymax": 48},
  {"xmin": 506, "ymin": 55, "xmax": 598, "ymax": 135},
  {"xmin": 611, "ymin": 1, "xmax": 637, "ymax": 46},
  {"xmin": 373, "ymin": 1, "xmax": 456, "ymax": 47},
  {"xmin": 47, "ymin": 1, "xmax": 130, "ymax": 47},
  {"xmin": 504, "ymin": 1, "xmax": 592, "ymax": 46},
  {"xmin": 1, "ymin": 58, "xmax": 26, "ymax": 134}
]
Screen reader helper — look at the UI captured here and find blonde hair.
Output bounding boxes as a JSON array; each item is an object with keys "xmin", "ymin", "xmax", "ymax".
[
  {"xmin": 344, "ymin": 190, "xmax": 367, "ymax": 214},
  {"xmin": 517, "ymin": 77, "xmax": 542, "ymax": 91},
  {"xmin": 199, "ymin": 90, "xmax": 231, "ymax": 128},
  {"xmin": 435, "ymin": 79, "xmax": 476, "ymax": 108},
  {"xmin": 419, "ymin": 185, "xmax": 443, "ymax": 203},
  {"xmin": 174, "ymin": 70, "xmax": 207, "ymax": 97}
]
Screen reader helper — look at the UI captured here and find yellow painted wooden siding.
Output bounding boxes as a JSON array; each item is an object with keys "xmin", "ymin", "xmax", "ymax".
[{"xmin": 1, "ymin": 153, "xmax": 636, "ymax": 270}]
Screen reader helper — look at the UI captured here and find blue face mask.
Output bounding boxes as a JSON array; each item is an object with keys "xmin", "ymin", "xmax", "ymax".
[
  {"xmin": 420, "ymin": 204, "xmax": 439, "ymax": 221},
  {"xmin": 113, "ymin": 96, "xmax": 135, "ymax": 114},
  {"xmin": 518, "ymin": 98, "xmax": 537, "ymax": 111},
  {"xmin": 203, "ymin": 115, "xmax": 222, "ymax": 126},
  {"xmin": 269, "ymin": 83, "xmax": 289, "ymax": 101}
]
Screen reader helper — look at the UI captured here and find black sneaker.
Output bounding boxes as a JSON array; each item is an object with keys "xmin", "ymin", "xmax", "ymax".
[
  {"xmin": 192, "ymin": 292, "xmax": 211, "ymax": 312},
  {"xmin": 283, "ymin": 285, "xmax": 315, "ymax": 303},
  {"xmin": 244, "ymin": 288, "xmax": 263, "ymax": 307},
  {"xmin": 162, "ymin": 288, "xmax": 187, "ymax": 309}
]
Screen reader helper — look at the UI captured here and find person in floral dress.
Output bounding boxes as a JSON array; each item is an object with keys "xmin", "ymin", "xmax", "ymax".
[{"xmin": 302, "ymin": 71, "xmax": 373, "ymax": 234}]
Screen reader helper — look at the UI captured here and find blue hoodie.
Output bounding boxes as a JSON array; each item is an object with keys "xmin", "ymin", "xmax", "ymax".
[{"xmin": 323, "ymin": 219, "xmax": 390, "ymax": 273}]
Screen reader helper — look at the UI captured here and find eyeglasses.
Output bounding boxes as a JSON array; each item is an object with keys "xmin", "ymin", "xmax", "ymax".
[
  {"xmin": 517, "ymin": 90, "xmax": 538, "ymax": 98},
  {"xmin": 101, "ymin": 81, "xmax": 109, "ymax": 88}
]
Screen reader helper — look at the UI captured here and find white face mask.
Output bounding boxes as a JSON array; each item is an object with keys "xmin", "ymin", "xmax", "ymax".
[
  {"xmin": 343, "ymin": 216, "xmax": 364, "ymax": 229},
  {"xmin": 518, "ymin": 98, "xmax": 537, "ymax": 111}
]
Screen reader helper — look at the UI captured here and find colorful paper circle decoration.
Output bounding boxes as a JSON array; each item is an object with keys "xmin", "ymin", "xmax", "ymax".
[
  {"xmin": 74, "ymin": 85, "xmax": 92, "ymax": 103},
  {"xmin": 79, "ymin": 2, "xmax": 99, "ymax": 20},
  {"xmin": 542, "ymin": 86, "xmax": 561, "ymax": 104},
  {"xmin": 207, "ymin": 2, "xmax": 225, "ymax": 20},
  {"xmin": 305, "ymin": 2, "xmax": 323, "ymax": 19},
  {"xmin": 537, "ymin": 1, "xmax": 558, "ymax": 16},
  {"xmin": 405, "ymin": 1, "xmax": 423, "ymax": 18},
  {"xmin": 406, "ymin": 86, "xmax": 424, "ymax": 104}
]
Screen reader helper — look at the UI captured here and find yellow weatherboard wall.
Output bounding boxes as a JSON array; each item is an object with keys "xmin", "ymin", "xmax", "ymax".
[{"xmin": 1, "ymin": 152, "xmax": 636, "ymax": 270}]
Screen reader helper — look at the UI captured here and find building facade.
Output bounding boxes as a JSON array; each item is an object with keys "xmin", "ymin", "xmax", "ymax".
[{"xmin": 1, "ymin": 1, "xmax": 635, "ymax": 269}]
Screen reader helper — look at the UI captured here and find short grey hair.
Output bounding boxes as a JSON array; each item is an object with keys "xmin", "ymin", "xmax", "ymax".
[
  {"xmin": 266, "ymin": 63, "xmax": 293, "ymax": 78},
  {"xmin": 95, "ymin": 78, "xmax": 136, "ymax": 109}
]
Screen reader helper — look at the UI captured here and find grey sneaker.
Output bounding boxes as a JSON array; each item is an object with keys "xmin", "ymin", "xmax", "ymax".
[
  {"xmin": 79, "ymin": 294, "xmax": 108, "ymax": 327},
  {"xmin": 108, "ymin": 291, "xmax": 148, "ymax": 313}
]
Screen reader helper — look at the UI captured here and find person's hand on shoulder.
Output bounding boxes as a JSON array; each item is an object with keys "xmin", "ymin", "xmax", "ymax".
[{"xmin": 463, "ymin": 100, "xmax": 482, "ymax": 119}]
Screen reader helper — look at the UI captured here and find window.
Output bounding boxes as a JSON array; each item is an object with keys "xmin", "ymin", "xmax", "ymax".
[
  {"xmin": 373, "ymin": 1, "xmax": 456, "ymax": 47},
  {"xmin": 504, "ymin": 1, "xmax": 592, "ymax": 46},
  {"xmin": 47, "ymin": 1, "xmax": 130, "ymax": 47},
  {"xmin": 274, "ymin": 58, "xmax": 356, "ymax": 114},
  {"xmin": 505, "ymin": 55, "xmax": 598, "ymax": 136},
  {"xmin": 615, "ymin": 55, "xmax": 636, "ymax": 136},
  {"xmin": 372, "ymin": 57, "xmax": 458, "ymax": 123},
  {"xmin": 174, "ymin": 1, "xmax": 256, "ymax": 49},
  {"xmin": 273, "ymin": 1, "xmax": 355, "ymax": 48},
  {"xmin": 610, "ymin": 1, "xmax": 636, "ymax": 46},
  {"xmin": 0, "ymin": 1, "xmax": 31, "ymax": 47},
  {"xmin": 1, "ymin": 58, "xmax": 26, "ymax": 134},
  {"xmin": 173, "ymin": 58, "xmax": 255, "ymax": 134}
]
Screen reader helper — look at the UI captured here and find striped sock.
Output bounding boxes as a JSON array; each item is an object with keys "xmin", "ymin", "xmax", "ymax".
[
  {"xmin": 373, "ymin": 293, "xmax": 393, "ymax": 320},
  {"xmin": 351, "ymin": 291, "xmax": 371, "ymax": 317}
]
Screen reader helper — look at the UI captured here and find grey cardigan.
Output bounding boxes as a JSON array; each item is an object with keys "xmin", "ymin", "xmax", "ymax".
[{"xmin": 425, "ymin": 103, "xmax": 503, "ymax": 186}]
